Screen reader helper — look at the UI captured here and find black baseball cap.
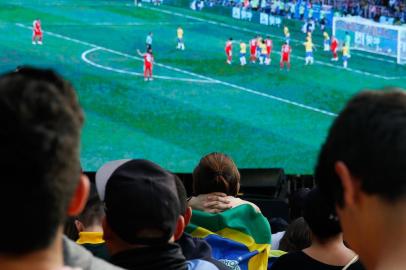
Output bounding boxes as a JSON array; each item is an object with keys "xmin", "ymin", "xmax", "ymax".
[{"xmin": 96, "ymin": 159, "xmax": 180, "ymax": 246}]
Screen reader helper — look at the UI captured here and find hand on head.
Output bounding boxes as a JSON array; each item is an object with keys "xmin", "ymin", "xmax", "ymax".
[{"xmin": 188, "ymin": 192, "xmax": 232, "ymax": 213}]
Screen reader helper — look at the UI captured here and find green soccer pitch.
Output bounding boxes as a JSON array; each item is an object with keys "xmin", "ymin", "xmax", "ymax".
[{"xmin": 1, "ymin": 0, "xmax": 405, "ymax": 173}]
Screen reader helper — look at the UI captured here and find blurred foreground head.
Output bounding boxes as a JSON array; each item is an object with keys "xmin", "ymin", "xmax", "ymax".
[
  {"xmin": 315, "ymin": 88, "xmax": 406, "ymax": 270},
  {"xmin": 0, "ymin": 67, "xmax": 85, "ymax": 254}
]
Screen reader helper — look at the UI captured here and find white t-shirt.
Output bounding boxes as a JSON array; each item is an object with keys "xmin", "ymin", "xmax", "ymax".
[{"xmin": 271, "ymin": 231, "xmax": 285, "ymax": 250}]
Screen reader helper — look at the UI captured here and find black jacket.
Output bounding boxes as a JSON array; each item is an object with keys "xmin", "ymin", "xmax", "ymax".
[
  {"xmin": 177, "ymin": 233, "xmax": 230, "ymax": 270},
  {"xmin": 110, "ymin": 243, "xmax": 188, "ymax": 270}
]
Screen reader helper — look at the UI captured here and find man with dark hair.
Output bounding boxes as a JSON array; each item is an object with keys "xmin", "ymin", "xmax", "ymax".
[
  {"xmin": 289, "ymin": 188, "xmax": 311, "ymax": 222},
  {"xmin": 75, "ymin": 183, "xmax": 109, "ymax": 260},
  {"xmin": 278, "ymin": 217, "xmax": 310, "ymax": 253},
  {"xmin": 315, "ymin": 89, "xmax": 406, "ymax": 270},
  {"xmin": 96, "ymin": 159, "xmax": 220, "ymax": 270},
  {"xmin": 270, "ymin": 188, "xmax": 311, "ymax": 250},
  {"xmin": 0, "ymin": 67, "xmax": 121, "ymax": 270},
  {"xmin": 174, "ymin": 177, "xmax": 230, "ymax": 270},
  {"xmin": 272, "ymin": 188, "xmax": 364, "ymax": 270}
]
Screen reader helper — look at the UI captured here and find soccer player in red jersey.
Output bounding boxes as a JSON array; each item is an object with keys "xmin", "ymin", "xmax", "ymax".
[
  {"xmin": 280, "ymin": 42, "xmax": 291, "ymax": 71},
  {"xmin": 32, "ymin": 19, "xmax": 43, "ymax": 45},
  {"xmin": 265, "ymin": 36, "xmax": 273, "ymax": 65},
  {"xmin": 331, "ymin": 35, "xmax": 339, "ymax": 61},
  {"xmin": 225, "ymin": 38, "xmax": 233, "ymax": 64},
  {"xmin": 249, "ymin": 36, "xmax": 257, "ymax": 63},
  {"xmin": 137, "ymin": 48, "xmax": 154, "ymax": 81}
]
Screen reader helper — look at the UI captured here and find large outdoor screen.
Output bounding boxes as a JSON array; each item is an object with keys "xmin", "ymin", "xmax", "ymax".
[{"xmin": 2, "ymin": 0, "xmax": 405, "ymax": 173}]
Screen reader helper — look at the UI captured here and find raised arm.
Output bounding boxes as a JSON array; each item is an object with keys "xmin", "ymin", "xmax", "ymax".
[{"xmin": 136, "ymin": 49, "xmax": 144, "ymax": 57}]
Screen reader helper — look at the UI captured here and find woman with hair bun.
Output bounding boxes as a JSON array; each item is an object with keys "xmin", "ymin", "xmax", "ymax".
[
  {"xmin": 186, "ymin": 153, "xmax": 271, "ymax": 270},
  {"xmin": 191, "ymin": 152, "xmax": 260, "ymax": 212}
]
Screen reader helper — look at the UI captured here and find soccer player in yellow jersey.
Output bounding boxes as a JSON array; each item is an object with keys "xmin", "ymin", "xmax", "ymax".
[
  {"xmin": 284, "ymin": 26, "xmax": 290, "ymax": 44},
  {"xmin": 323, "ymin": 31, "xmax": 330, "ymax": 51},
  {"xmin": 307, "ymin": 31, "xmax": 312, "ymax": 42},
  {"xmin": 176, "ymin": 26, "xmax": 185, "ymax": 50},
  {"xmin": 342, "ymin": 44, "xmax": 350, "ymax": 68},
  {"xmin": 239, "ymin": 41, "xmax": 247, "ymax": 66},
  {"xmin": 303, "ymin": 37, "xmax": 315, "ymax": 65},
  {"xmin": 259, "ymin": 40, "xmax": 268, "ymax": 65}
]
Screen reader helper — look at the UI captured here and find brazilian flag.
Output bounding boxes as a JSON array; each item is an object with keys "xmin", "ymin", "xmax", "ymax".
[{"xmin": 186, "ymin": 204, "xmax": 271, "ymax": 270}]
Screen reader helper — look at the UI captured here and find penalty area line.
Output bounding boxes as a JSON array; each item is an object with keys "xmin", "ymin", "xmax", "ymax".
[
  {"xmin": 16, "ymin": 23, "xmax": 337, "ymax": 117},
  {"xmin": 16, "ymin": 23, "xmax": 217, "ymax": 83}
]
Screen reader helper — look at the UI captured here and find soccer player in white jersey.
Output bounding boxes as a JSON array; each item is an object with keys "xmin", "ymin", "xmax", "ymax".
[{"xmin": 146, "ymin": 32, "xmax": 153, "ymax": 49}]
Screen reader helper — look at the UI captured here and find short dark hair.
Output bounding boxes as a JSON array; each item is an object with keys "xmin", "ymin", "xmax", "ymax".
[
  {"xmin": 279, "ymin": 217, "xmax": 311, "ymax": 252},
  {"xmin": 174, "ymin": 175, "xmax": 188, "ymax": 216},
  {"xmin": 303, "ymin": 188, "xmax": 341, "ymax": 240},
  {"xmin": 316, "ymin": 90, "xmax": 406, "ymax": 208},
  {"xmin": 193, "ymin": 152, "xmax": 240, "ymax": 196},
  {"xmin": 289, "ymin": 188, "xmax": 311, "ymax": 221},
  {"xmin": 64, "ymin": 217, "xmax": 79, "ymax": 241},
  {"xmin": 77, "ymin": 183, "xmax": 104, "ymax": 228},
  {"xmin": 0, "ymin": 67, "xmax": 83, "ymax": 254}
]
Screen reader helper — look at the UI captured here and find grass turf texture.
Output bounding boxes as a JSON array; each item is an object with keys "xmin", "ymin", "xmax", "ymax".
[{"xmin": 1, "ymin": 0, "xmax": 405, "ymax": 173}]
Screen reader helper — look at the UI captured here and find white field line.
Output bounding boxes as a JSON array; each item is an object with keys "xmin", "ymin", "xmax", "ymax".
[
  {"xmin": 16, "ymin": 23, "xmax": 217, "ymax": 82},
  {"xmin": 41, "ymin": 22, "xmax": 204, "ymax": 26},
  {"xmin": 16, "ymin": 23, "xmax": 337, "ymax": 117},
  {"xmin": 144, "ymin": 6, "xmax": 398, "ymax": 65},
  {"xmin": 82, "ymin": 47, "xmax": 218, "ymax": 83},
  {"xmin": 11, "ymin": 2, "xmax": 128, "ymax": 7}
]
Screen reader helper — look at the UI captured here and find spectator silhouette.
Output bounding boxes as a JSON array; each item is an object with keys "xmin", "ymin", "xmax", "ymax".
[
  {"xmin": 316, "ymin": 89, "xmax": 406, "ymax": 270},
  {"xmin": 75, "ymin": 183, "xmax": 109, "ymax": 260},
  {"xmin": 0, "ymin": 67, "xmax": 121, "ymax": 270},
  {"xmin": 271, "ymin": 188, "xmax": 364, "ymax": 270},
  {"xmin": 96, "ymin": 159, "xmax": 220, "ymax": 270}
]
